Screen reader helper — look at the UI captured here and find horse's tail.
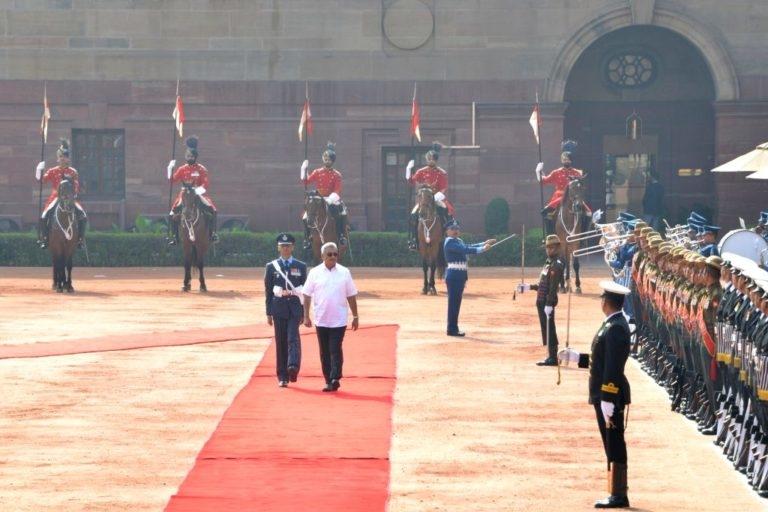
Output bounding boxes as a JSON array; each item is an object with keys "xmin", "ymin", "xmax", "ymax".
[{"xmin": 437, "ymin": 240, "xmax": 446, "ymax": 279}]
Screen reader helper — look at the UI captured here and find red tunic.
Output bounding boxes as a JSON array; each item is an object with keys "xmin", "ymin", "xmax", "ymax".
[
  {"xmin": 409, "ymin": 165, "xmax": 454, "ymax": 215},
  {"xmin": 542, "ymin": 166, "xmax": 591, "ymax": 213},
  {"xmin": 302, "ymin": 167, "xmax": 342, "ymax": 197},
  {"xmin": 42, "ymin": 166, "xmax": 80, "ymax": 210},
  {"xmin": 171, "ymin": 163, "xmax": 217, "ymax": 210}
]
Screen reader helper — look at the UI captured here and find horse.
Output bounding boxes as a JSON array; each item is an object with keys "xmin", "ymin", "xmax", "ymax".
[
  {"xmin": 554, "ymin": 176, "xmax": 588, "ymax": 293},
  {"xmin": 304, "ymin": 190, "xmax": 347, "ymax": 264},
  {"xmin": 48, "ymin": 178, "xmax": 79, "ymax": 293},
  {"xmin": 415, "ymin": 186, "xmax": 445, "ymax": 295},
  {"xmin": 179, "ymin": 183, "xmax": 210, "ymax": 292}
]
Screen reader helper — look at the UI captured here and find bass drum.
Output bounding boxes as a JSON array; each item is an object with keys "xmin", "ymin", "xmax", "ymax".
[{"xmin": 718, "ymin": 229, "xmax": 768, "ymax": 267}]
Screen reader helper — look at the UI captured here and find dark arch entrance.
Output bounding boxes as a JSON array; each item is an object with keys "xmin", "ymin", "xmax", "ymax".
[{"xmin": 564, "ymin": 25, "xmax": 716, "ymax": 224}]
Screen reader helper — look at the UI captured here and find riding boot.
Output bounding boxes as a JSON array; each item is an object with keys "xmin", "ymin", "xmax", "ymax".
[
  {"xmin": 37, "ymin": 217, "xmax": 49, "ymax": 249},
  {"xmin": 302, "ymin": 218, "xmax": 312, "ymax": 251},
  {"xmin": 209, "ymin": 210, "xmax": 219, "ymax": 243},
  {"xmin": 541, "ymin": 207, "xmax": 555, "ymax": 235},
  {"xmin": 168, "ymin": 216, "xmax": 180, "ymax": 246},
  {"xmin": 408, "ymin": 213, "xmax": 419, "ymax": 251},
  {"xmin": 337, "ymin": 214, "xmax": 348, "ymax": 246},
  {"xmin": 76, "ymin": 217, "xmax": 87, "ymax": 249}
]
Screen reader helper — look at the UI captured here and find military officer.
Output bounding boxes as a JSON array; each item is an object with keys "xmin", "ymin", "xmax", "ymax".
[
  {"xmin": 442, "ymin": 220, "xmax": 495, "ymax": 336},
  {"xmin": 537, "ymin": 140, "xmax": 593, "ymax": 234},
  {"xmin": 264, "ymin": 233, "xmax": 308, "ymax": 387},
  {"xmin": 301, "ymin": 142, "xmax": 348, "ymax": 249},
  {"xmin": 406, "ymin": 142, "xmax": 455, "ymax": 250},
  {"xmin": 589, "ymin": 280, "xmax": 632, "ymax": 509},
  {"xmin": 530, "ymin": 234, "xmax": 565, "ymax": 366},
  {"xmin": 698, "ymin": 225, "xmax": 720, "ymax": 257}
]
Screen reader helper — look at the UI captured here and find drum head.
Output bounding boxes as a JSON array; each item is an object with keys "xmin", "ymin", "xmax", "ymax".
[{"xmin": 718, "ymin": 229, "xmax": 768, "ymax": 266}]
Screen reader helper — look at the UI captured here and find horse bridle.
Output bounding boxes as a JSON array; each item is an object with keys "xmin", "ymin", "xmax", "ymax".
[
  {"xmin": 417, "ymin": 188, "xmax": 438, "ymax": 245},
  {"xmin": 558, "ymin": 179, "xmax": 584, "ymax": 237},
  {"xmin": 55, "ymin": 182, "xmax": 75, "ymax": 241},
  {"xmin": 305, "ymin": 193, "xmax": 329, "ymax": 245},
  {"xmin": 181, "ymin": 185, "xmax": 201, "ymax": 242}
]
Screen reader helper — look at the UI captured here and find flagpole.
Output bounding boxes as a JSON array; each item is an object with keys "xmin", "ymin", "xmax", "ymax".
[
  {"xmin": 408, "ymin": 82, "xmax": 418, "ymax": 232},
  {"xmin": 167, "ymin": 81, "xmax": 180, "ymax": 239},
  {"xmin": 37, "ymin": 88, "xmax": 46, "ymax": 225},
  {"xmin": 535, "ymin": 91, "xmax": 546, "ymax": 236},
  {"xmin": 304, "ymin": 82, "xmax": 309, "ymax": 192}
]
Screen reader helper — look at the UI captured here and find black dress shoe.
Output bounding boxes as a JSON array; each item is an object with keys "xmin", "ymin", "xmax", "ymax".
[
  {"xmin": 536, "ymin": 357, "xmax": 558, "ymax": 366},
  {"xmin": 322, "ymin": 383, "xmax": 334, "ymax": 392},
  {"xmin": 331, "ymin": 379, "xmax": 340, "ymax": 391},
  {"xmin": 447, "ymin": 331, "xmax": 466, "ymax": 337},
  {"xmin": 594, "ymin": 495, "xmax": 629, "ymax": 508},
  {"xmin": 278, "ymin": 380, "xmax": 288, "ymax": 388},
  {"xmin": 288, "ymin": 366, "xmax": 298, "ymax": 382}
]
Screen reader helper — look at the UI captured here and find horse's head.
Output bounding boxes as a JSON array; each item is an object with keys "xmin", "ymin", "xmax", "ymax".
[
  {"xmin": 181, "ymin": 183, "xmax": 199, "ymax": 212},
  {"xmin": 57, "ymin": 178, "xmax": 75, "ymax": 206},
  {"xmin": 416, "ymin": 186, "xmax": 436, "ymax": 217},
  {"xmin": 304, "ymin": 190, "xmax": 325, "ymax": 220},
  {"xmin": 565, "ymin": 176, "xmax": 586, "ymax": 212}
]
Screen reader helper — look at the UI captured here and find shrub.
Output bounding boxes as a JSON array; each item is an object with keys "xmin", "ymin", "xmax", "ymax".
[{"xmin": 484, "ymin": 197, "xmax": 510, "ymax": 236}]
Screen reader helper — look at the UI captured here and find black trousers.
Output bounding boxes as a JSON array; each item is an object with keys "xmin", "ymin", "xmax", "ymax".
[
  {"xmin": 594, "ymin": 403, "xmax": 627, "ymax": 464},
  {"xmin": 536, "ymin": 301, "xmax": 558, "ymax": 359},
  {"xmin": 273, "ymin": 315, "xmax": 302, "ymax": 381},
  {"xmin": 316, "ymin": 326, "xmax": 347, "ymax": 383}
]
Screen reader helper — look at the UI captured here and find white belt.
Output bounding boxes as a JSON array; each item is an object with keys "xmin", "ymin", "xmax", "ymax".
[{"xmin": 447, "ymin": 262, "xmax": 467, "ymax": 270}]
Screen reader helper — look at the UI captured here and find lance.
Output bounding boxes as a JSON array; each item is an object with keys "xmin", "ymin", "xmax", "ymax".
[
  {"xmin": 303, "ymin": 81, "xmax": 310, "ymax": 192},
  {"xmin": 167, "ymin": 80, "xmax": 181, "ymax": 240},
  {"xmin": 534, "ymin": 91, "xmax": 546, "ymax": 238},
  {"xmin": 37, "ymin": 83, "xmax": 49, "ymax": 234}
]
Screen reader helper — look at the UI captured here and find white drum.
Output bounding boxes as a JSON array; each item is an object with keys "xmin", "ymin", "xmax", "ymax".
[{"xmin": 718, "ymin": 229, "xmax": 768, "ymax": 267}]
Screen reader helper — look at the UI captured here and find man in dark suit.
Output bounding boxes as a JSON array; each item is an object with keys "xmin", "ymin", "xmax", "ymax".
[
  {"xmin": 265, "ymin": 233, "xmax": 308, "ymax": 388},
  {"xmin": 589, "ymin": 280, "xmax": 632, "ymax": 508}
]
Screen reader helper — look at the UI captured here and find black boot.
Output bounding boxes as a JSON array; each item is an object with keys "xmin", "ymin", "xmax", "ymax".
[
  {"xmin": 541, "ymin": 207, "xmax": 555, "ymax": 235},
  {"xmin": 209, "ymin": 210, "xmax": 219, "ymax": 243},
  {"xmin": 37, "ymin": 217, "xmax": 49, "ymax": 249},
  {"xmin": 337, "ymin": 214, "xmax": 348, "ymax": 247},
  {"xmin": 168, "ymin": 216, "xmax": 180, "ymax": 246},
  {"xmin": 408, "ymin": 212, "xmax": 419, "ymax": 251},
  {"xmin": 595, "ymin": 463, "xmax": 629, "ymax": 508},
  {"xmin": 76, "ymin": 217, "xmax": 87, "ymax": 249}
]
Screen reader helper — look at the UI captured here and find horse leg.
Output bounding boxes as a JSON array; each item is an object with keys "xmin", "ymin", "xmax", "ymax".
[
  {"xmin": 66, "ymin": 255, "xmax": 74, "ymax": 293},
  {"xmin": 429, "ymin": 263, "xmax": 437, "ymax": 295},
  {"xmin": 55, "ymin": 256, "xmax": 64, "ymax": 293},
  {"xmin": 198, "ymin": 261, "xmax": 207, "ymax": 293},
  {"xmin": 51, "ymin": 260, "xmax": 57, "ymax": 291},
  {"xmin": 422, "ymin": 260, "xmax": 429, "ymax": 294},
  {"xmin": 573, "ymin": 255, "xmax": 581, "ymax": 294},
  {"xmin": 183, "ymin": 259, "xmax": 191, "ymax": 292}
]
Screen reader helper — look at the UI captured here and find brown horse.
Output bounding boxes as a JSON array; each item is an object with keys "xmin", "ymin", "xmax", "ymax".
[
  {"xmin": 180, "ymin": 183, "xmax": 210, "ymax": 292},
  {"xmin": 48, "ymin": 179, "xmax": 79, "ymax": 293},
  {"xmin": 415, "ymin": 186, "xmax": 445, "ymax": 295},
  {"xmin": 554, "ymin": 176, "xmax": 587, "ymax": 293},
  {"xmin": 304, "ymin": 190, "xmax": 347, "ymax": 264}
]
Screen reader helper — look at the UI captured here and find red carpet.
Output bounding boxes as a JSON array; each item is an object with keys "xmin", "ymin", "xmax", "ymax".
[
  {"xmin": 165, "ymin": 324, "xmax": 398, "ymax": 512},
  {"xmin": 0, "ymin": 324, "xmax": 277, "ymax": 359}
]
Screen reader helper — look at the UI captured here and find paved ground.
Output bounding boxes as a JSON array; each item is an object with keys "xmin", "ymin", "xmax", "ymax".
[{"xmin": 0, "ymin": 266, "xmax": 765, "ymax": 511}]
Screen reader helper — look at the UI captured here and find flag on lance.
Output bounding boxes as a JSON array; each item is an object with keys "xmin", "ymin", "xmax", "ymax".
[
  {"xmin": 411, "ymin": 83, "xmax": 421, "ymax": 142},
  {"xmin": 172, "ymin": 81, "xmax": 185, "ymax": 138},
  {"xmin": 298, "ymin": 92, "xmax": 313, "ymax": 142},
  {"xmin": 40, "ymin": 84, "xmax": 51, "ymax": 144},
  {"xmin": 529, "ymin": 95, "xmax": 540, "ymax": 145}
]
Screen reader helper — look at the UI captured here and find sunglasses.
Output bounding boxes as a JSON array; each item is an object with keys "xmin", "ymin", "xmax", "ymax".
[{"xmin": 325, "ymin": 252, "xmax": 339, "ymax": 257}]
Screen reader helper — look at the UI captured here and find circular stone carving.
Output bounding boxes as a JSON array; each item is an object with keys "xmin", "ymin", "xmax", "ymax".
[
  {"xmin": 605, "ymin": 52, "xmax": 656, "ymax": 88},
  {"xmin": 383, "ymin": 0, "xmax": 434, "ymax": 51}
]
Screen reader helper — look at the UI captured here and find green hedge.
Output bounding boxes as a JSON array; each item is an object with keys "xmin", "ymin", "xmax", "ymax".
[{"xmin": 0, "ymin": 230, "xmax": 546, "ymax": 267}]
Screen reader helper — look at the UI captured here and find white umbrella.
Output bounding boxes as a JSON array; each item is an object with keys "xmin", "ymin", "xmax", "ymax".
[{"xmin": 712, "ymin": 141, "xmax": 768, "ymax": 173}]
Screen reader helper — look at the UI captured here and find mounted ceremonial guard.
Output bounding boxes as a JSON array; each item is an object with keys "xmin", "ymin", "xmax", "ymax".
[
  {"xmin": 168, "ymin": 136, "xmax": 218, "ymax": 245},
  {"xmin": 407, "ymin": 142, "xmax": 455, "ymax": 251},
  {"xmin": 537, "ymin": 140, "xmax": 593, "ymax": 235},
  {"xmin": 36, "ymin": 139, "xmax": 87, "ymax": 249},
  {"xmin": 301, "ymin": 142, "xmax": 349, "ymax": 250}
]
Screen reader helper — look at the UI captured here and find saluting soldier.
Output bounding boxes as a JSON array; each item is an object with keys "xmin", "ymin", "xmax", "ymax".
[
  {"xmin": 442, "ymin": 220, "xmax": 494, "ymax": 337},
  {"xmin": 265, "ymin": 233, "xmax": 308, "ymax": 388},
  {"xmin": 530, "ymin": 235, "xmax": 565, "ymax": 366},
  {"xmin": 589, "ymin": 281, "xmax": 633, "ymax": 509}
]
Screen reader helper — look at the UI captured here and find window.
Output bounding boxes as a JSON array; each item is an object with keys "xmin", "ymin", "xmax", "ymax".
[
  {"xmin": 604, "ymin": 51, "xmax": 656, "ymax": 89},
  {"xmin": 382, "ymin": 147, "xmax": 428, "ymax": 231},
  {"xmin": 72, "ymin": 129, "xmax": 125, "ymax": 199}
]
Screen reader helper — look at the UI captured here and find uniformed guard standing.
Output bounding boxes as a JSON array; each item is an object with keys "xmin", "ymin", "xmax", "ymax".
[
  {"xmin": 589, "ymin": 281, "xmax": 632, "ymax": 509},
  {"xmin": 442, "ymin": 220, "xmax": 494, "ymax": 337},
  {"xmin": 530, "ymin": 234, "xmax": 565, "ymax": 366},
  {"xmin": 265, "ymin": 233, "xmax": 308, "ymax": 388}
]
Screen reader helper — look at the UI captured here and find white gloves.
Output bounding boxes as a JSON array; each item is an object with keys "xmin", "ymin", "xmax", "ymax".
[
  {"xmin": 434, "ymin": 191, "xmax": 446, "ymax": 202},
  {"xmin": 167, "ymin": 160, "xmax": 176, "ymax": 179},
  {"xmin": 301, "ymin": 159, "xmax": 309, "ymax": 180},
  {"xmin": 544, "ymin": 305, "xmax": 553, "ymax": 317},
  {"xmin": 325, "ymin": 192, "xmax": 341, "ymax": 205},
  {"xmin": 600, "ymin": 400, "xmax": 615, "ymax": 424},
  {"xmin": 35, "ymin": 161, "xmax": 46, "ymax": 180},
  {"xmin": 535, "ymin": 162, "xmax": 544, "ymax": 182},
  {"xmin": 592, "ymin": 209, "xmax": 604, "ymax": 224},
  {"xmin": 405, "ymin": 159, "xmax": 415, "ymax": 180},
  {"xmin": 194, "ymin": 186, "xmax": 206, "ymax": 196}
]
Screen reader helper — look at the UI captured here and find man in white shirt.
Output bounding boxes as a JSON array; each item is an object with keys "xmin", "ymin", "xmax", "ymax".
[{"xmin": 303, "ymin": 241, "xmax": 359, "ymax": 392}]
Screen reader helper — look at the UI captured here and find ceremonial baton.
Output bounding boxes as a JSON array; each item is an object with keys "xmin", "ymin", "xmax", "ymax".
[{"xmin": 486, "ymin": 233, "xmax": 517, "ymax": 250}]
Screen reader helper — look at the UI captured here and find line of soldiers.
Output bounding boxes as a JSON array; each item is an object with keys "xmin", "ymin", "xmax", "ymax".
[{"xmin": 629, "ymin": 223, "xmax": 768, "ymax": 497}]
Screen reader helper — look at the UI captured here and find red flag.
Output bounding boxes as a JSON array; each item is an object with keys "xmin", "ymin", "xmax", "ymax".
[
  {"xmin": 411, "ymin": 83, "xmax": 421, "ymax": 142},
  {"xmin": 298, "ymin": 98, "xmax": 313, "ymax": 142},
  {"xmin": 40, "ymin": 84, "xmax": 51, "ymax": 143},
  {"xmin": 172, "ymin": 81, "xmax": 185, "ymax": 138},
  {"xmin": 529, "ymin": 98, "xmax": 540, "ymax": 145}
]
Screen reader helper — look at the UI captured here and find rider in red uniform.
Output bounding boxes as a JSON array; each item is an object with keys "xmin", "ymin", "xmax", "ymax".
[
  {"xmin": 301, "ymin": 142, "xmax": 348, "ymax": 249},
  {"xmin": 406, "ymin": 142, "xmax": 455, "ymax": 250},
  {"xmin": 37, "ymin": 139, "xmax": 87, "ymax": 249},
  {"xmin": 168, "ymin": 136, "xmax": 218, "ymax": 244},
  {"xmin": 537, "ymin": 140, "xmax": 592, "ymax": 235}
]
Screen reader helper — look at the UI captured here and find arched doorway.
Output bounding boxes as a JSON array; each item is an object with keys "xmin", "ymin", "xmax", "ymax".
[{"xmin": 564, "ymin": 25, "xmax": 716, "ymax": 223}]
